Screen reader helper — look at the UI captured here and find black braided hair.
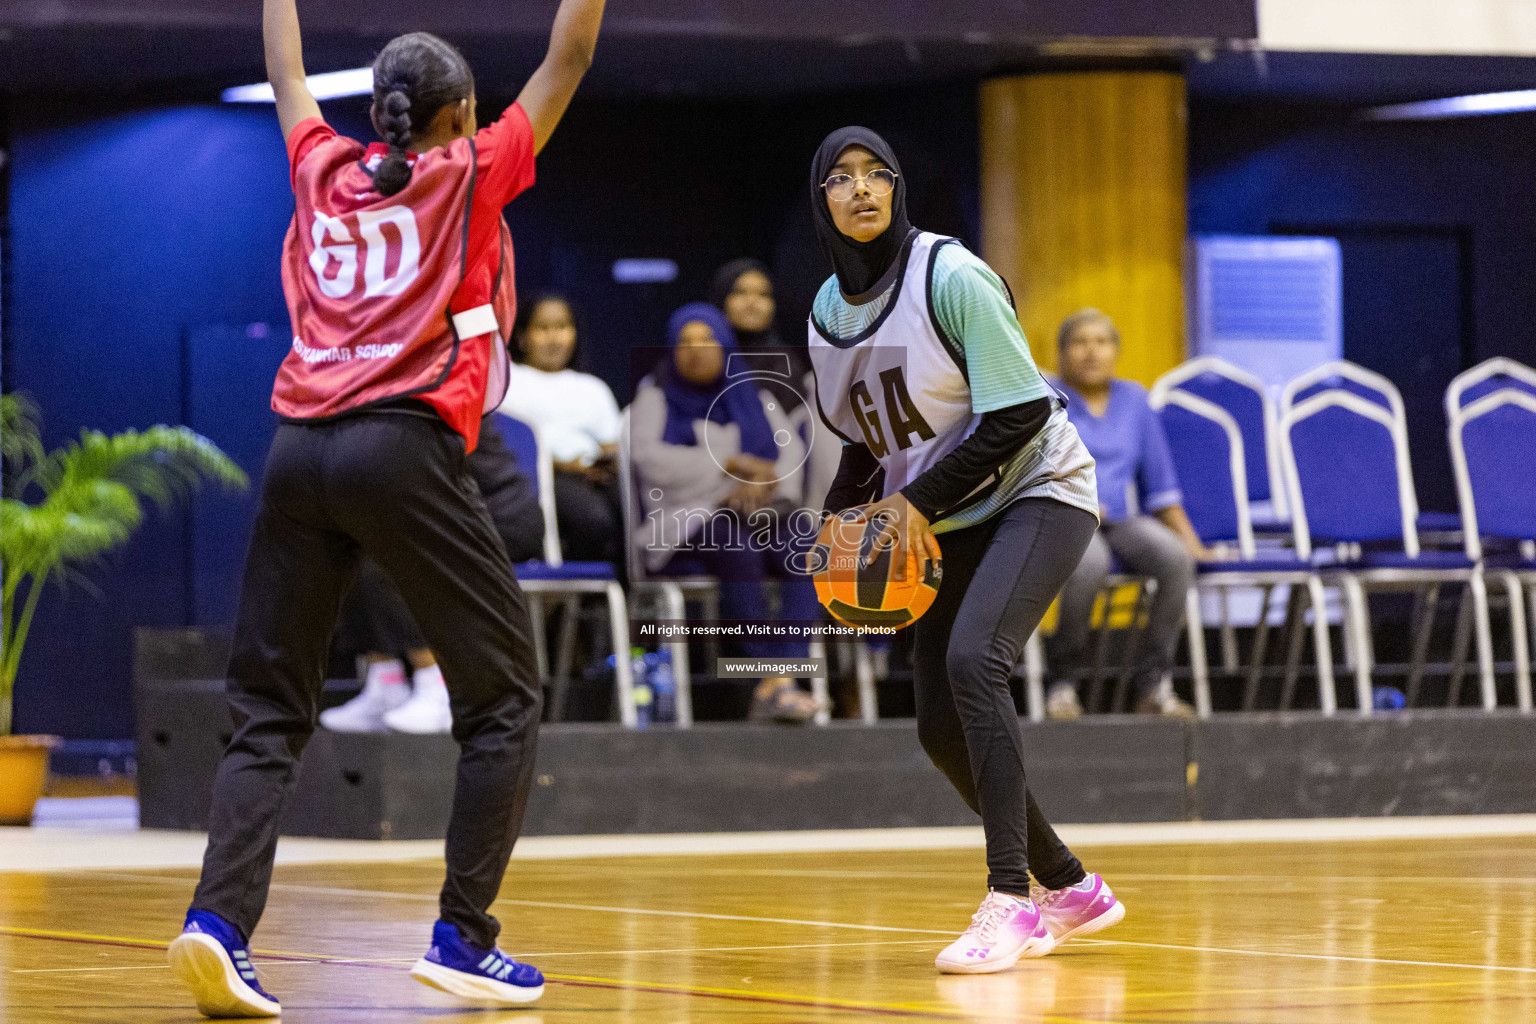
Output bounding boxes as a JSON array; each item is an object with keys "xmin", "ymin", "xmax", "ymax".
[{"xmin": 369, "ymin": 32, "xmax": 475, "ymax": 196}]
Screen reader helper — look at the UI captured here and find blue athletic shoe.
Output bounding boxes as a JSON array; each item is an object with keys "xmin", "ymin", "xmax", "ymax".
[
  {"xmin": 409, "ymin": 919, "xmax": 545, "ymax": 1005},
  {"xmin": 167, "ymin": 909, "xmax": 281, "ymax": 1018}
]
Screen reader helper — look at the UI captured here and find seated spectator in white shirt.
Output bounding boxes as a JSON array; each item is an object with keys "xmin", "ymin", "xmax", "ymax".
[
  {"xmin": 710, "ymin": 258, "xmax": 840, "ymax": 511},
  {"xmin": 499, "ymin": 293, "xmax": 623, "ymax": 565}
]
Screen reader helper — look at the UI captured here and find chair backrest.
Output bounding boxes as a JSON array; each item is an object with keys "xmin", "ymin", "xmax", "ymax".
[
  {"xmin": 1150, "ymin": 389, "xmax": 1255, "ymax": 559},
  {"xmin": 617, "ymin": 413, "xmax": 648, "ymax": 583},
  {"xmin": 1151, "ymin": 356, "xmax": 1285, "ymax": 516},
  {"xmin": 1280, "ymin": 391, "xmax": 1420, "ymax": 559},
  {"xmin": 489, "ymin": 412, "xmax": 562, "ymax": 565},
  {"xmin": 1449, "ymin": 387, "xmax": 1536, "ymax": 560},
  {"xmin": 1445, "ymin": 356, "xmax": 1536, "ymax": 417},
  {"xmin": 1281, "ymin": 360, "xmax": 1405, "ymax": 421}
]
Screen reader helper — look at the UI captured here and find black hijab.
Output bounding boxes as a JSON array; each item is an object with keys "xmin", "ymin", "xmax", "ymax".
[
  {"xmin": 708, "ymin": 257, "xmax": 813, "ymax": 382},
  {"xmin": 809, "ymin": 126, "xmax": 914, "ymax": 297},
  {"xmin": 708, "ymin": 258, "xmax": 778, "ymax": 347}
]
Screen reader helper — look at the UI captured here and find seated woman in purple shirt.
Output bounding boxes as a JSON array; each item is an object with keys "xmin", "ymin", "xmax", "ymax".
[{"xmin": 1048, "ymin": 309, "xmax": 1216, "ymax": 720}]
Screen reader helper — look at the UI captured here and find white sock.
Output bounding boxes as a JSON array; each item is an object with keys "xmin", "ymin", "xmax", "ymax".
[
  {"xmin": 412, "ymin": 664, "xmax": 447, "ymax": 698},
  {"xmin": 365, "ymin": 659, "xmax": 407, "ymax": 690},
  {"xmin": 1072, "ymin": 875, "xmax": 1097, "ymax": 891}
]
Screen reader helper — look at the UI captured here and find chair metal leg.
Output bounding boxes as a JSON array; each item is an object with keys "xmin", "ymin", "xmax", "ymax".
[
  {"xmin": 1448, "ymin": 587, "xmax": 1474, "ymax": 707},
  {"xmin": 1527, "ymin": 581, "xmax": 1536, "ymax": 685},
  {"xmin": 808, "ymin": 638, "xmax": 832, "ymax": 726},
  {"xmin": 1118, "ymin": 583, "xmax": 1156, "ymax": 713},
  {"xmin": 1499, "ymin": 570, "xmax": 1533, "ymax": 714},
  {"xmin": 854, "ymin": 641, "xmax": 879, "ymax": 724},
  {"xmin": 604, "ymin": 581, "xmax": 636, "ymax": 728},
  {"xmin": 701, "ymin": 591, "xmax": 722, "ymax": 676},
  {"xmin": 1087, "ymin": 590, "xmax": 1113, "ymax": 714},
  {"xmin": 547, "ymin": 595, "xmax": 579, "ymax": 722},
  {"xmin": 1024, "ymin": 630, "xmax": 1046, "ymax": 723},
  {"xmin": 1219, "ymin": 589, "xmax": 1240, "ymax": 673},
  {"xmin": 1243, "ymin": 585, "xmax": 1275, "ymax": 711},
  {"xmin": 1337, "ymin": 584, "xmax": 1359, "ymax": 673},
  {"xmin": 658, "ymin": 583, "xmax": 694, "ymax": 728},
  {"xmin": 1186, "ymin": 589, "xmax": 1212, "ymax": 719},
  {"xmin": 1338, "ymin": 575, "xmax": 1374, "ymax": 716},
  {"xmin": 1405, "ymin": 583, "xmax": 1440, "ymax": 708},
  {"xmin": 1280, "ymin": 585, "xmax": 1307, "ymax": 710},
  {"xmin": 1469, "ymin": 568, "xmax": 1498, "ymax": 712},
  {"xmin": 1306, "ymin": 575, "xmax": 1339, "ymax": 715},
  {"xmin": 526, "ymin": 592, "xmax": 549, "ymax": 682}
]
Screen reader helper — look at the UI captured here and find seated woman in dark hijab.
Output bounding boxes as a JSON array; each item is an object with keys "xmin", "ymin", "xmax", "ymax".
[
  {"xmin": 628, "ymin": 302, "xmax": 824, "ymax": 723},
  {"xmin": 709, "ymin": 259, "xmax": 813, "ymax": 383},
  {"xmin": 709, "ymin": 259, "xmax": 839, "ymax": 509}
]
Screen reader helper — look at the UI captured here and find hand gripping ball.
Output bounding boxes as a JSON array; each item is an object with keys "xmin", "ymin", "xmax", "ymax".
[{"xmin": 812, "ymin": 507, "xmax": 942, "ymax": 631}]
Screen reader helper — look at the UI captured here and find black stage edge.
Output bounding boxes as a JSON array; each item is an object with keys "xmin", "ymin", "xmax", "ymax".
[{"xmin": 136, "ymin": 632, "xmax": 1536, "ymax": 841}]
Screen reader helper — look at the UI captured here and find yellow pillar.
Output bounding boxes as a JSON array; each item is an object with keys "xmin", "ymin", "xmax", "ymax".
[{"xmin": 980, "ymin": 72, "xmax": 1187, "ymax": 386}]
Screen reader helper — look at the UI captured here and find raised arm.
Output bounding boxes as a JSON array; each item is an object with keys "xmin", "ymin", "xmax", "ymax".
[
  {"xmin": 264, "ymin": 0, "xmax": 322, "ymax": 141},
  {"xmin": 516, "ymin": 0, "xmax": 605, "ymax": 154}
]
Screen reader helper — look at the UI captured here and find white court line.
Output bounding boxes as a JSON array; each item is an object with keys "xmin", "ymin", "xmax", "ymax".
[
  {"xmin": 1099, "ymin": 873, "xmax": 1536, "ymax": 885},
  {"xmin": 1076, "ymin": 937, "xmax": 1536, "ymax": 975},
  {"xmin": 493, "ymin": 897, "xmax": 954, "ymax": 934},
  {"xmin": 11, "ymin": 815, "xmax": 1536, "ymax": 872},
  {"xmin": 7, "ymin": 938, "xmax": 938, "ymax": 974},
  {"xmin": 8, "ymin": 958, "xmax": 402, "ymax": 975},
  {"xmin": 73, "ymin": 873, "xmax": 952, "ymax": 935},
  {"xmin": 69, "ymin": 873, "xmax": 957, "ymax": 934},
  {"xmin": 75, "ymin": 865, "xmax": 1536, "ymax": 888},
  {"xmin": 267, "ymin": 883, "xmax": 1536, "ymax": 976},
  {"xmin": 569, "ymin": 867, "xmax": 1536, "ymax": 886},
  {"xmin": 263, "ymin": 880, "xmax": 956, "ymax": 935},
  {"xmin": 68, "ymin": 872, "xmax": 1536, "ymax": 976}
]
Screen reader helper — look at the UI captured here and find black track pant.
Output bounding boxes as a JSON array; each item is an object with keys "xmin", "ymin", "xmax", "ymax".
[
  {"xmin": 913, "ymin": 497, "xmax": 1098, "ymax": 896},
  {"xmin": 191, "ymin": 414, "xmax": 543, "ymax": 949}
]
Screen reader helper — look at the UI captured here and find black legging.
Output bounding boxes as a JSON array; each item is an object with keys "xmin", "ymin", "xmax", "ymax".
[
  {"xmin": 332, "ymin": 414, "xmax": 546, "ymax": 661},
  {"xmin": 913, "ymin": 496, "xmax": 1098, "ymax": 895},
  {"xmin": 192, "ymin": 414, "xmax": 542, "ymax": 949},
  {"xmin": 552, "ymin": 469, "xmax": 623, "ymax": 565}
]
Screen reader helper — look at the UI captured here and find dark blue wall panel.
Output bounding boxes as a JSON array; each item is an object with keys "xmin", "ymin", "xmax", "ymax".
[
  {"xmin": 7, "ymin": 105, "xmax": 294, "ymax": 737},
  {"xmin": 1191, "ymin": 104, "xmax": 1536, "ymax": 368}
]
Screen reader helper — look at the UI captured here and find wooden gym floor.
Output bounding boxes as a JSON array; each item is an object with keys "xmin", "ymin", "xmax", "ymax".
[{"xmin": 3, "ymin": 831, "xmax": 1534, "ymax": 1023}]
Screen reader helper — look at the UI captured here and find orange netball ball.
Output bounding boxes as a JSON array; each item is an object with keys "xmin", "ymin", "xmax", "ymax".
[{"xmin": 812, "ymin": 507, "xmax": 942, "ymax": 631}]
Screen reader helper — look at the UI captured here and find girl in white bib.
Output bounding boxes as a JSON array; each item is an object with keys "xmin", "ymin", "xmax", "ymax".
[{"xmin": 807, "ymin": 127, "xmax": 1125, "ymax": 973}]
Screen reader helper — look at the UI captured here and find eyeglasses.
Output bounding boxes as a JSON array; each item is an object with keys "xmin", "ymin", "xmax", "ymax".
[{"xmin": 821, "ymin": 169, "xmax": 898, "ymax": 202}]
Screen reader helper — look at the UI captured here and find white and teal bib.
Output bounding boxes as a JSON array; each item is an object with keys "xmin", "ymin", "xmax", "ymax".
[{"xmin": 808, "ymin": 231, "xmax": 1098, "ymax": 532}]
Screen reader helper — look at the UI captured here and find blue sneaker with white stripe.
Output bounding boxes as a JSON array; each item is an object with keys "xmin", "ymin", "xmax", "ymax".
[
  {"xmin": 167, "ymin": 909, "xmax": 281, "ymax": 1018},
  {"xmin": 409, "ymin": 919, "xmax": 545, "ymax": 1005}
]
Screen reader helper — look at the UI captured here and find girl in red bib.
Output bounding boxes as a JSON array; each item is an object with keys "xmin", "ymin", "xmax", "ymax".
[{"xmin": 168, "ymin": 0, "xmax": 604, "ymax": 1016}]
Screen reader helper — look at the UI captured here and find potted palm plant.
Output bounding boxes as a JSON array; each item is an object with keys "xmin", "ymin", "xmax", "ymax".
[{"xmin": 1, "ymin": 394, "xmax": 247, "ymax": 823}]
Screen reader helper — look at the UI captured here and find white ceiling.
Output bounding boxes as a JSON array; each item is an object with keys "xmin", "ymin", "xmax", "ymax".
[{"xmin": 1261, "ymin": 0, "xmax": 1536, "ymax": 56}]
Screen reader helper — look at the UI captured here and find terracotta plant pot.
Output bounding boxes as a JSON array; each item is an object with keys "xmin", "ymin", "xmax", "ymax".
[{"xmin": 0, "ymin": 735, "xmax": 62, "ymax": 825}]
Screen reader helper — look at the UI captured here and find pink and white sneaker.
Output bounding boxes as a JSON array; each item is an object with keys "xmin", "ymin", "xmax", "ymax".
[
  {"xmin": 935, "ymin": 891, "xmax": 1054, "ymax": 974},
  {"xmin": 1032, "ymin": 873, "xmax": 1125, "ymax": 944}
]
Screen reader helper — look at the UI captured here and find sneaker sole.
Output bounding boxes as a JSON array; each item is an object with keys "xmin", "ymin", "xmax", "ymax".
[
  {"xmin": 1052, "ymin": 898, "xmax": 1127, "ymax": 944},
  {"xmin": 410, "ymin": 957, "xmax": 545, "ymax": 1005},
  {"xmin": 317, "ymin": 715, "xmax": 389, "ymax": 732},
  {"xmin": 935, "ymin": 933, "xmax": 1055, "ymax": 975},
  {"xmin": 167, "ymin": 933, "xmax": 281, "ymax": 1019}
]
